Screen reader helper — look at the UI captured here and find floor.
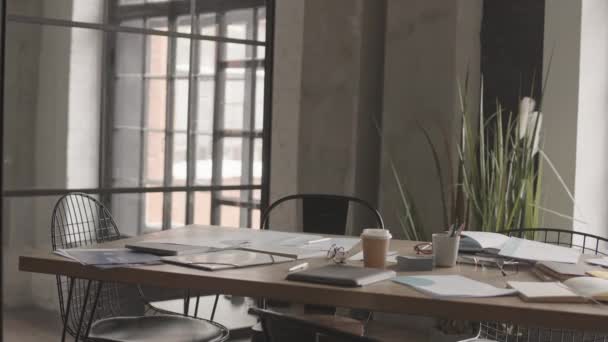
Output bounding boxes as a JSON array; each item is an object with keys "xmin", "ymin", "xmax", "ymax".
[{"xmin": 3, "ymin": 295, "xmax": 255, "ymax": 342}]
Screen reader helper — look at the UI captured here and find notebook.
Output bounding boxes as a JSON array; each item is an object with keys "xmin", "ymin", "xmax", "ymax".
[
  {"xmin": 286, "ymin": 264, "xmax": 396, "ymax": 287},
  {"xmin": 394, "ymin": 275, "xmax": 517, "ymax": 298},
  {"xmin": 125, "ymin": 242, "xmax": 217, "ymax": 256},
  {"xmin": 534, "ymin": 261, "xmax": 589, "ymax": 281},
  {"xmin": 498, "ymin": 237, "xmax": 581, "ymax": 264},
  {"xmin": 459, "ymin": 232, "xmax": 510, "ymax": 253},
  {"xmin": 507, "ymin": 281, "xmax": 586, "ymax": 303},
  {"xmin": 161, "ymin": 250, "xmax": 294, "ymax": 271}
]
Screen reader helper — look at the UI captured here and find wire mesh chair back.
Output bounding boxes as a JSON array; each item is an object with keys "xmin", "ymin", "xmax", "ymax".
[
  {"xmin": 470, "ymin": 228, "xmax": 608, "ymax": 342},
  {"xmin": 500, "ymin": 228, "xmax": 608, "ymax": 256},
  {"xmin": 51, "ymin": 193, "xmax": 123, "ymax": 338},
  {"xmin": 261, "ymin": 194, "xmax": 384, "ymax": 235}
]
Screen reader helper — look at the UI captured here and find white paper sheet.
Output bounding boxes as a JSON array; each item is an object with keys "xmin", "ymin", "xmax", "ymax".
[{"xmin": 393, "ymin": 275, "xmax": 517, "ymax": 298}]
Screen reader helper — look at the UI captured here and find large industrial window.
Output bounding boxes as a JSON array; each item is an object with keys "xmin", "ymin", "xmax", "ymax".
[{"xmin": 3, "ymin": 0, "xmax": 273, "ymax": 236}]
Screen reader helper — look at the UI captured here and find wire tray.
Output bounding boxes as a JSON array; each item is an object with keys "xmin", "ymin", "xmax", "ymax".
[{"xmin": 466, "ymin": 322, "xmax": 608, "ymax": 342}]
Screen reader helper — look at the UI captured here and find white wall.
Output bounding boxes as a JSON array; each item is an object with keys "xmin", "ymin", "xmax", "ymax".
[
  {"xmin": 574, "ymin": 0, "xmax": 608, "ymax": 238},
  {"xmin": 543, "ymin": 0, "xmax": 608, "ymax": 238}
]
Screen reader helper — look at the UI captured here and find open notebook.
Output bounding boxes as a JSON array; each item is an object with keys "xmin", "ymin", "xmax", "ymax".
[{"xmin": 508, "ymin": 277, "xmax": 608, "ymax": 302}]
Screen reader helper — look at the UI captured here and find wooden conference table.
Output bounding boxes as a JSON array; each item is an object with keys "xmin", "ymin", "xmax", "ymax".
[{"xmin": 19, "ymin": 225, "xmax": 608, "ymax": 334}]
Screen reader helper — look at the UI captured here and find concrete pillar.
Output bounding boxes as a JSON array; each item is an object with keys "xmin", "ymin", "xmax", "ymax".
[
  {"xmin": 379, "ymin": 0, "xmax": 482, "ymax": 239},
  {"xmin": 270, "ymin": 0, "xmax": 386, "ymax": 234}
]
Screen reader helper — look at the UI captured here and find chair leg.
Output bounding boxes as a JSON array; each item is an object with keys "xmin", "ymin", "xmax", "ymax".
[
  {"xmin": 210, "ymin": 294, "xmax": 220, "ymax": 322},
  {"xmin": 194, "ymin": 294, "xmax": 201, "ymax": 318},
  {"xmin": 74, "ymin": 280, "xmax": 93, "ymax": 341},
  {"xmin": 183, "ymin": 289, "xmax": 191, "ymax": 316},
  {"xmin": 84, "ymin": 282, "xmax": 104, "ymax": 339},
  {"xmin": 61, "ymin": 278, "xmax": 75, "ymax": 342}
]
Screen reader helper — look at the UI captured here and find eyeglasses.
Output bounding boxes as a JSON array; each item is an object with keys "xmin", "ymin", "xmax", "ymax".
[
  {"xmin": 414, "ymin": 242, "xmax": 433, "ymax": 255},
  {"xmin": 327, "ymin": 244, "xmax": 348, "ymax": 264}
]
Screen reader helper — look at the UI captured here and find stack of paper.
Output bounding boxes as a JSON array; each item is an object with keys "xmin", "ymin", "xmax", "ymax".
[{"xmin": 55, "ymin": 248, "xmax": 161, "ymax": 269}]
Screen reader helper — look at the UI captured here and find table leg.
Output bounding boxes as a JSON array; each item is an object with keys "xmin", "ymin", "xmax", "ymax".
[{"xmin": 61, "ymin": 278, "xmax": 75, "ymax": 342}]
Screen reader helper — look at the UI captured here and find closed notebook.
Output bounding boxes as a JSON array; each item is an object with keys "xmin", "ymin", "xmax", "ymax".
[
  {"xmin": 286, "ymin": 264, "xmax": 396, "ymax": 287},
  {"xmin": 161, "ymin": 250, "xmax": 294, "ymax": 271},
  {"xmin": 507, "ymin": 281, "xmax": 586, "ymax": 303}
]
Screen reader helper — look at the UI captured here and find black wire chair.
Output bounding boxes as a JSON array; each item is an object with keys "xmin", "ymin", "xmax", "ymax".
[
  {"xmin": 259, "ymin": 194, "xmax": 384, "ymax": 331},
  {"xmin": 465, "ymin": 228, "xmax": 608, "ymax": 342},
  {"xmin": 249, "ymin": 308, "xmax": 381, "ymax": 342},
  {"xmin": 261, "ymin": 194, "xmax": 385, "ymax": 233},
  {"xmin": 51, "ymin": 193, "xmax": 229, "ymax": 342}
]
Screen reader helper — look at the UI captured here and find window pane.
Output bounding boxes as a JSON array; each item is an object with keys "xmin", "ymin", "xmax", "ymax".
[
  {"xmin": 147, "ymin": 34, "xmax": 168, "ymax": 76},
  {"xmin": 116, "ymin": 29, "xmax": 145, "ymax": 75},
  {"xmin": 253, "ymin": 138, "xmax": 263, "ymax": 184},
  {"xmin": 172, "ymin": 133, "xmax": 188, "ymax": 185},
  {"xmin": 194, "ymin": 192, "xmax": 211, "ymax": 225},
  {"xmin": 113, "ymin": 1, "xmax": 192, "ymax": 32},
  {"xmin": 112, "ymin": 129, "xmax": 142, "ymax": 187},
  {"xmin": 195, "ymin": 136, "xmax": 213, "ymax": 185},
  {"xmin": 219, "ymin": 205, "xmax": 241, "ymax": 228},
  {"xmin": 225, "ymin": 9, "xmax": 254, "ymax": 40},
  {"xmin": 147, "ymin": 79, "xmax": 167, "ymax": 129},
  {"xmin": 224, "ymin": 68, "xmax": 246, "ymax": 130},
  {"xmin": 197, "ymin": 78, "xmax": 215, "ymax": 133},
  {"xmin": 220, "ymin": 137, "xmax": 243, "ymax": 185},
  {"xmin": 114, "ymin": 77, "xmax": 143, "ymax": 128},
  {"xmin": 145, "ymin": 132, "xmax": 165, "ymax": 185},
  {"xmin": 176, "ymin": 17, "xmax": 191, "ymax": 76},
  {"xmin": 112, "ymin": 193, "xmax": 142, "ymax": 236},
  {"xmin": 251, "ymin": 209, "xmax": 261, "ymax": 229},
  {"xmin": 174, "ymin": 79, "xmax": 189, "ymax": 131},
  {"xmin": 145, "ymin": 192, "xmax": 163, "ymax": 231},
  {"xmin": 254, "ymin": 69, "xmax": 265, "ymax": 131},
  {"xmin": 171, "ymin": 192, "xmax": 186, "ymax": 227}
]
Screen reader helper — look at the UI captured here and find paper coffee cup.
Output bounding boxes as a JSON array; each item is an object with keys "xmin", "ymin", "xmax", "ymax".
[{"xmin": 361, "ymin": 228, "xmax": 392, "ymax": 268}]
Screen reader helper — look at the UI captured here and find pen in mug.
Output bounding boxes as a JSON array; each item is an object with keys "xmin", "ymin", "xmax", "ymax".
[{"xmin": 288, "ymin": 262, "xmax": 309, "ymax": 272}]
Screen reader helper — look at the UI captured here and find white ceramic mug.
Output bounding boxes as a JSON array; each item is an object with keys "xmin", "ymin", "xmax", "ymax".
[{"xmin": 432, "ymin": 233, "xmax": 460, "ymax": 267}]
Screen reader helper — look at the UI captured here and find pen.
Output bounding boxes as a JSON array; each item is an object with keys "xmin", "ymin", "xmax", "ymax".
[
  {"xmin": 306, "ymin": 237, "xmax": 331, "ymax": 245},
  {"xmin": 288, "ymin": 262, "xmax": 309, "ymax": 272}
]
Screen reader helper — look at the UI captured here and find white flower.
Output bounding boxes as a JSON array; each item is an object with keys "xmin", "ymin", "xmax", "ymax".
[{"xmin": 518, "ymin": 97, "xmax": 536, "ymax": 140}]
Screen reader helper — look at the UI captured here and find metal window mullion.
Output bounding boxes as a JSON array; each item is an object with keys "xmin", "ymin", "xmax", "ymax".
[
  {"xmin": 185, "ymin": 2, "xmax": 200, "ymax": 225},
  {"xmin": 137, "ymin": 19, "xmax": 151, "ymax": 235},
  {"xmin": 100, "ymin": 1, "xmax": 116, "ymax": 208},
  {"xmin": 162, "ymin": 17, "xmax": 178, "ymax": 230},
  {"xmin": 210, "ymin": 13, "xmax": 227, "ymax": 225},
  {"xmin": 260, "ymin": 0, "xmax": 275, "ymax": 215},
  {"xmin": 6, "ymin": 14, "xmax": 265, "ymax": 46},
  {"xmin": 240, "ymin": 8, "xmax": 259, "ymax": 228}
]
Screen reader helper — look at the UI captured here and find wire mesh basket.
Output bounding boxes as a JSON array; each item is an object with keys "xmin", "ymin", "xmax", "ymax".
[{"xmin": 466, "ymin": 321, "xmax": 608, "ymax": 342}]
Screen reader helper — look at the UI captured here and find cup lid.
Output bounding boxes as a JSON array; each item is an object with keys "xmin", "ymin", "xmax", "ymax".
[{"xmin": 361, "ymin": 228, "xmax": 392, "ymax": 239}]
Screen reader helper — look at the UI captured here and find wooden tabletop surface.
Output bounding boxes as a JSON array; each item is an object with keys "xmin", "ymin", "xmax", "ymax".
[{"xmin": 19, "ymin": 225, "xmax": 608, "ymax": 332}]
